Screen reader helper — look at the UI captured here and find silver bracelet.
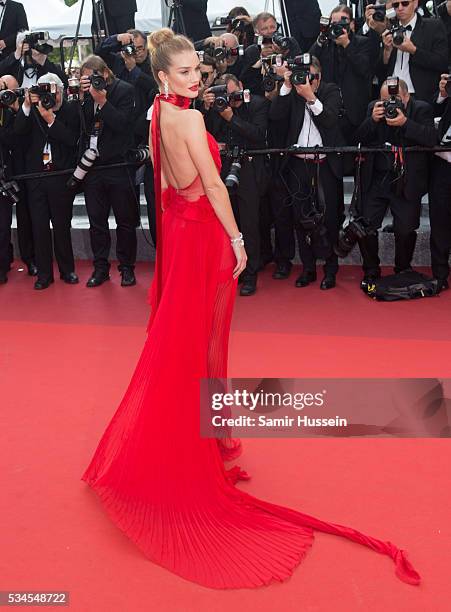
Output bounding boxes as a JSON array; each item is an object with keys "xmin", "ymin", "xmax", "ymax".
[{"xmin": 230, "ymin": 232, "xmax": 244, "ymax": 247}]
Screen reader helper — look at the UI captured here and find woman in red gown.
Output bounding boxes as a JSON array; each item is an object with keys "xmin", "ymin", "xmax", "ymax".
[{"xmin": 81, "ymin": 28, "xmax": 421, "ymax": 589}]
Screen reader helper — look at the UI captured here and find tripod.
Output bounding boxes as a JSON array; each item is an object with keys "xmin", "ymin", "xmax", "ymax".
[
  {"xmin": 166, "ymin": 0, "xmax": 187, "ymax": 37},
  {"xmin": 67, "ymin": 0, "xmax": 109, "ymax": 74}
]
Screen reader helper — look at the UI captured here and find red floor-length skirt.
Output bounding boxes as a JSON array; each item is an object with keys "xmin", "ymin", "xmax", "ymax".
[{"xmin": 81, "ymin": 126, "xmax": 420, "ymax": 589}]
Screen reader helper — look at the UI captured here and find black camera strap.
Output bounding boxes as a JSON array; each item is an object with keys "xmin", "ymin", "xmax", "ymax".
[{"xmin": 350, "ymin": 144, "xmax": 364, "ymax": 218}]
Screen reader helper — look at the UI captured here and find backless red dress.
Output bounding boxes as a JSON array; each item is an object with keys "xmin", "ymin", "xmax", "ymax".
[{"xmin": 81, "ymin": 94, "xmax": 421, "ymax": 589}]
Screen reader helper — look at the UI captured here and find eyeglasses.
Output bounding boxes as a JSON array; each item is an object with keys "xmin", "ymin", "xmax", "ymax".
[
  {"xmin": 392, "ymin": 1, "xmax": 412, "ymax": 8},
  {"xmin": 134, "ymin": 45, "xmax": 146, "ymax": 52}
]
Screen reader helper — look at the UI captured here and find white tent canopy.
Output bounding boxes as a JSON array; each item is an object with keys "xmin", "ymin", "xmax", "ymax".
[{"xmin": 20, "ymin": 0, "xmax": 337, "ymax": 39}]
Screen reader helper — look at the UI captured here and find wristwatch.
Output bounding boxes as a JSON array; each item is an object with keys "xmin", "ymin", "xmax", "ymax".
[{"xmin": 306, "ymin": 98, "xmax": 317, "ymax": 106}]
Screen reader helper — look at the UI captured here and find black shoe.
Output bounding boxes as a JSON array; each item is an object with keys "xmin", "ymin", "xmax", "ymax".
[
  {"xmin": 295, "ymin": 269, "xmax": 316, "ymax": 288},
  {"xmin": 60, "ymin": 272, "xmax": 79, "ymax": 284},
  {"xmin": 436, "ymin": 278, "xmax": 449, "ymax": 292},
  {"xmin": 320, "ymin": 274, "xmax": 336, "ymax": 290},
  {"xmin": 0, "ymin": 272, "xmax": 7, "ymax": 284},
  {"xmin": 240, "ymin": 277, "xmax": 257, "ymax": 296},
  {"xmin": 121, "ymin": 268, "xmax": 136, "ymax": 287},
  {"xmin": 34, "ymin": 278, "xmax": 54, "ymax": 290},
  {"xmin": 272, "ymin": 262, "xmax": 292, "ymax": 280},
  {"xmin": 86, "ymin": 271, "xmax": 110, "ymax": 288},
  {"xmin": 27, "ymin": 262, "xmax": 38, "ymax": 276}
]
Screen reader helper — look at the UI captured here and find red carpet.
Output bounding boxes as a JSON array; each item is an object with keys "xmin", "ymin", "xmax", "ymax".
[{"xmin": 1, "ymin": 261, "xmax": 450, "ymax": 611}]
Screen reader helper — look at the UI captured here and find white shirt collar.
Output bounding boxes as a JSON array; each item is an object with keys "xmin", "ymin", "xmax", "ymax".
[{"xmin": 404, "ymin": 12, "xmax": 417, "ymax": 30}]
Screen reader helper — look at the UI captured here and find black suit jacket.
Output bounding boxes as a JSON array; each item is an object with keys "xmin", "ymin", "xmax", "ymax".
[
  {"xmin": 284, "ymin": 0, "xmax": 321, "ymax": 41},
  {"xmin": 376, "ymin": 14, "xmax": 448, "ymax": 105},
  {"xmin": 434, "ymin": 95, "xmax": 451, "ymax": 143},
  {"xmin": 80, "ymin": 77, "xmax": 135, "ymax": 164},
  {"xmin": 0, "ymin": 1, "xmax": 28, "ymax": 58},
  {"xmin": 14, "ymin": 100, "xmax": 80, "ymax": 173},
  {"xmin": 0, "ymin": 52, "xmax": 68, "ymax": 87},
  {"xmin": 105, "ymin": 0, "xmax": 137, "ymax": 17},
  {"xmin": 354, "ymin": 97, "xmax": 436, "ymax": 200},
  {"xmin": 173, "ymin": 0, "xmax": 211, "ymax": 43},
  {"xmin": 269, "ymin": 81, "xmax": 346, "ymax": 179},
  {"xmin": 310, "ymin": 33, "xmax": 373, "ymax": 127}
]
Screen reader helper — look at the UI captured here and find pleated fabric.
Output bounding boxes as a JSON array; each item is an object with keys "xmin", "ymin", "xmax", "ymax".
[{"xmin": 81, "ymin": 96, "xmax": 421, "ymax": 589}]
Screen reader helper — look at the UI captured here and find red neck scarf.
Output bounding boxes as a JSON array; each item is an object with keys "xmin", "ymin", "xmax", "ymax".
[{"xmin": 151, "ymin": 93, "xmax": 191, "ymax": 306}]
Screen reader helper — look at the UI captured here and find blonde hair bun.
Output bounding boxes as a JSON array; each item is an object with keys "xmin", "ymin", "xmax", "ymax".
[{"xmin": 148, "ymin": 28, "xmax": 176, "ymax": 54}]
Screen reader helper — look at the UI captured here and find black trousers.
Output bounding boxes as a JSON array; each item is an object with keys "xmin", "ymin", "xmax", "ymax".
[
  {"xmin": 277, "ymin": 157, "xmax": 342, "ymax": 275},
  {"xmin": 84, "ymin": 168, "xmax": 137, "ymax": 273},
  {"xmin": 27, "ymin": 175, "xmax": 76, "ymax": 282},
  {"xmin": 144, "ymin": 163, "xmax": 156, "ymax": 247},
  {"xmin": 226, "ymin": 159, "xmax": 261, "ymax": 278},
  {"xmin": 98, "ymin": 4, "xmax": 135, "ymax": 35},
  {"xmin": 429, "ymin": 155, "xmax": 451, "ymax": 281},
  {"xmin": 0, "ymin": 195, "xmax": 12, "ymax": 274},
  {"xmin": 358, "ymin": 173, "xmax": 421, "ymax": 275}
]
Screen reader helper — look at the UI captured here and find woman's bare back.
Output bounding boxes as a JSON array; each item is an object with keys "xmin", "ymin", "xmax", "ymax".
[{"xmin": 158, "ymin": 105, "xmax": 205, "ymax": 199}]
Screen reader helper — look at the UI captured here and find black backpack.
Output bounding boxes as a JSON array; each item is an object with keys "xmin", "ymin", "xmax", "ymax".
[{"xmin": 362, "ymin": 271, "xmax": 441, "ymax": 301}]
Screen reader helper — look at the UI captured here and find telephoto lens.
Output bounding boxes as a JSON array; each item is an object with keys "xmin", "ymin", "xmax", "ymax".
[
  {"xmin": 67, "ymin": 148, "xmax": 99, "ymax": 189},
  {"xmin": 225, "ymin": 161, "xmax": 241, "ymax": 191},
  {"xmin": 89, "ymin": 72, "xmax": 107, "ymax": 91},
  {"xmin": 126, "ymin": 147, "xmax": 151, "ymax": 163}
]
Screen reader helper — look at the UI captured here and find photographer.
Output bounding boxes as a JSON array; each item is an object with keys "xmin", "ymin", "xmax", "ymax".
[
  {"xmin": 0, "ymin": 0, "xmax": 28, "ymax": 59},
  {"xmin": 0, "ymin": 31, "xmax": 67, "ymax": 88},
  {"xmin": 238, "ymin": 12, "xmax": 301, "ymax": 96},
  {"xmin": 226, "ymin": 12, "xmax": 254, "ymax": 49},
  {"xmin": 203, "ymin": 73, "xmax": 269, "ymax": 296},
  {"xmin": 269, "ymin": 56, "xmax": 345, "ymax": 290},
  {"xmin": 14, "ymin": 73, "xmax": 80, "ymax": 290},
  {"xmin": 379, "ymin": 0, "xmax": 448, "ymax": 104},
  {"xmin": 428, "ymin": 73, "xmax": 451, "ymax": 290},
  {"xmin": 202, "ymin": 33, "xmax": 245, "ymax": 78},
  {"xmin": 354, "ymin": 77, "xmax": 436, "ymax": 284},
  {"xmin": 0, "ymin": 74, "xmax": 35, "ymax": 281},
  {"xmin": 79, "ymin": 55, "xmax": 137, "ymax": 288},
  {"xmin": 310, "ymin": 4, "xmax": 373, "ymax": 143}
]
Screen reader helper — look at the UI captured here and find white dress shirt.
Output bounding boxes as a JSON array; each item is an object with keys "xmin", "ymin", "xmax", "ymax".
[
  {"xmin": 280, "ymin": 83, "xmax": 325, "ymax": 159},
  {"xmin": 393, "ymin": 13, "xmax": 417, "ymax": 94}
]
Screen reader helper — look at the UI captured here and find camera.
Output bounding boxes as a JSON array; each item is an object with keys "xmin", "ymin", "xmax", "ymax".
[
  {"xmin": 287, "ymin": 54, "xmax": 312, "ymax": 86},
  {"xmin": 223, "ymin": 145, "xmax": 242, "ymax": 191},
  {"xmin": 255, "ymin": 34, "xmax": 273, "ymax": 47},
  {"xmin": 261, "ymin": 55, "xmax": 284, "ymax": 92},
  {"xmin": 214, "ymin": 16, "xmax": 232, "ymax": 26},
  {"xmin": 29, "ymin": 83, "xmax": 57, "ymax": 110},
  {"xmin": 318, "ymin": 16, "xmax": 331, "ymax": 44},
  {"xmin": 382, "ymin": 76, "xmax": 404, "ymax": 119},
  {"xmin": 23, "ymin": 31, "xmax": 51, "ymax": 55},
  {"xmin": 67, "ymin": 77, "xmax": 80, "ymax": 101},
  {"xmin": 334, "ymin": 217, "xmax": 374, "ymax": 258},
  {"xmin": 122, "ymin": 43, "xmax": 136, "ymax": 56},
  {"xmin": 328, "ymin": 18, "xmax": 350, "ymax": 40},
  {"xmin": 206, "ymin": 45, "xmax": 244, "ymax": 62},
  {"xmin": 89, "ymin": 71, "xmax": 107, "ymax": 91},
  {"xmin": 208, "ymin": 84, "xmax": 250, "ymax": 112},
  {"xmin": 389, "ymin": 21, "xmax": 408, "ymax": 46},
  {"xmin": 67, "ymin": 148, "xmax": 99, "ymax": 189},
  {"xmin": 272, "ymin": 32, "xmax": 291, "ymax": 50},
  {"xmin": 0, "ymin": 167, "xmax": 20, "ymax": 205},
  {"xmin": 371, "ymin": 1, "xmax": 396, "ymax": 22},
  {"xmin": 126, "ymin": 146, "xmax": 151, "ymax": 163},
  {"xmin": 0, "ymin": 88, "xmax": 26, "ymax": 107}
]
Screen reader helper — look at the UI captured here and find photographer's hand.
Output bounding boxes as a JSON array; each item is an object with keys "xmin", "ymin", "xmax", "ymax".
[
  {"xmin": 365, "ymin": 5, "xmax": 387, "ymax": 34},
  {"xmin": 22, "ymin": 90, "xmax": 32, "ymax": 112},
  {"xmin": 90, "ymin": 87, "xmax": 107, "ymax": 108},
  {"xmin": 117, "ymin": 33, "xmax": 134, "ymax": 45},
  {"xmin": 335, "ymin": 30, "xmax": 350, "ymax": 48},
  {"xmin": 386, "ymin": 108, "xmax": 407, "ymax": 127},
  {"xmin": 203, "ymin": 88, "xmax": 215, "ymax": 111},
  {"xmin": 439, "ymin": 73, "xmax": 450, "ymax": 98},
  {"xmin": 15, "ymin": 41, "xmax": 29, "ymax": 60},
  {"xmin": 282, "ymin": 69, "xmax": 292, "ymax": 91},
  {"xmin": 372, "ymin": 100, "xmax": 385, "ymax": 123},
  {"xmin": 294, "ymin": 80, "xmax": 315, "ymax": 101},
  {"xmin": 395, "ymin": 38, "xmax": 416, "ymax": 54},
  {"xmin": 219, "ymin": 106, "xmax": 233, "ymax": 122},
  {"xmin": 122, "ymin": 52, "xmax": 137, "ymax": 71},
  {"xmin": 0, "ymin": 40, "xmax": 6, "ymax": 51},
  {"xmin": 37, "ymin": 102, "xmax": 55, "ymax": 125}
]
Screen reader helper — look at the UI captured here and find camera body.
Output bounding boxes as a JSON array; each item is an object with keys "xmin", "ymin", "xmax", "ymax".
[
  {"xmin": 23, "ymin": 31, "xmax": 49, "ymax": 49},
  {"xmin": 261, "ymin": 55, "xmax": 284, "ymax": 92},
  {"xmin": 0, "ymin": 88, "xmax": 26, "ymax": 107},
  {"xmin": 206, "ymin": 44, "xmax": 244, "ymax": 62},
  {"xmin": 255, "ymin": 34, "xmax": 274, "ymax": 47},
  {"xmin": 389, "ymin": 21, "xmax": 408, "ymax": 46},
  {"xmin": 371, "ymin": 1, "xmax": 396, "ymax": 22},
  {"xmin": 272, "ymin": 32, "xmax": 290, "ymax": 50},
  {"xmin": 287, "ymin": 54, "xmax": 312, "ymax": 86},
  {"xmin": 335, "ymin": 218, "xmax": 373, "ymax": 258},
  {"xmin": 29, "ymin": 83, "xmax": 57, "ymax": 110},
  {"xmin": 382, "ymin": 76, "xmax": 404, "ymax": 119},
  {"xmin": 89, "ymin": 71, "xmax": 107, "ymax": 91},
  {"xmin": 208, "ymin": 84, "xmax": 250, "ymax": 112},
  {"xmin": 328, "ymin": 18, "xmax": 350, "ymax": 41},
  {"xmin": 223, "ymin": 145, "xmax": 243, "ymax": 191},
  {"xmin": 122, "ymin": 43, "xmax": 136, "ymax": 56}
]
